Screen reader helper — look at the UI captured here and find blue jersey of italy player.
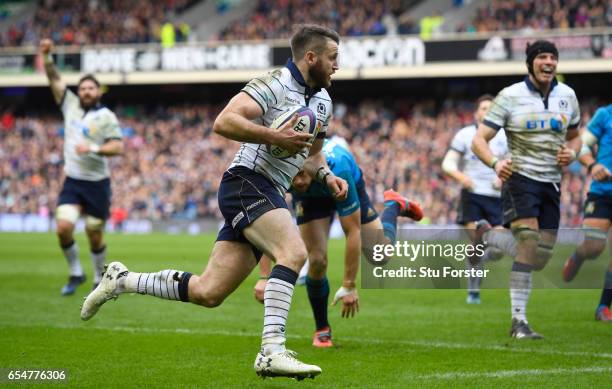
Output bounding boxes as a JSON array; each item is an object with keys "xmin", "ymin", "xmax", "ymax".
[
  {"xmin": 587, "ymin": 105, "xmax": 612, "ymax": 196},
  {"xmin": 292, "ymin": 139, "xmax": 378, "ymax": 224}
]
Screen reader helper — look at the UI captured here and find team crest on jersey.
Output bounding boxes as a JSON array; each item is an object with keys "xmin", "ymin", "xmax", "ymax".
[
  {"xmin": 585, "ymin": 201, "xmax": 595, "ymax": 215},
  {"xmin": 367, "ymin": 208, "xmax": 376, "ymax": 217},
  {"xmin": 317, "ymin": 102, "xmax": 326, "ymax": 115},
  {"xmin": 558, "ymin": 99, "xmax": 568, "ymax": 110}
]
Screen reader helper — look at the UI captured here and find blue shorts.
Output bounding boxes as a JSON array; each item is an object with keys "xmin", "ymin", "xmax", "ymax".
[
  {"xmin": 293, "ymin": 176, "xmax": 378, "ymax": 225},
  {"xmin": 584, "ymin": 193, "xmax": 612, "ymax": 220},
  {"xmin": 58, "ymin": 176, "xmax": 111, "ymax": 220},
  {"xmin": 216, "ymin": 166, "xmax": 288, "ymax": 261},
  {"xmin": 456, "ymin": 190, "xmax": 502, "ymax": 226},
  {"xmin": 501, "ymin": 173, "xmax": 560, "ymax": 230}
]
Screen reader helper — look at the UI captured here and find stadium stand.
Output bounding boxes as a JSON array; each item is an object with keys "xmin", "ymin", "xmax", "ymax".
[
  {"xmin": 0, "ymin": 99, "xmax": 601, "ymax": 226},
  {"xmin": 215, "ymin": 0, "xmax": 611, "ymax": 42},
  {"xmin": 0, "ymin": 0, "xmax": 201, "ymax": 47},
  {"xmin": 0, "ymin": 2, "xmax": 609, "ymax": 229},
  {"xmin": 2, "ymin": 0, "xmax": 608, "ymax": 47},
  {"xmin": 217, "ymin": 0, "xmax": 410, "ymax": 41},
  {"xmin": 460, "ymin": 0, "xmax": 612, "ymax": 33}
]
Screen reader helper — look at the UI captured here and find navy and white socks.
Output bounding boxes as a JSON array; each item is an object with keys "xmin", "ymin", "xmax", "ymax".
[
  {"xmin": 62, "ymin": 240, "xmax": 83, "ymax": 277},
  {"xmin": 123, "ymin": 270, "xmax": 192, "ymax": 302},
  {"xmin": 510, "ymin": 262, "xmax": 533, "ymax": 322},
  {"xmin": 91, "ymin": 245, "xmax": 107, "ymax": 284},
  {"xmin": 262, "ymin": 265, "xmax": 298, "ymax": 356}
]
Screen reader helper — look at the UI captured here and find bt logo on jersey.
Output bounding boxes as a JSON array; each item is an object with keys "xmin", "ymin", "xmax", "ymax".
[{"xmin": 525, "ymin": 114, "xmax": 567, "ymax": 133}]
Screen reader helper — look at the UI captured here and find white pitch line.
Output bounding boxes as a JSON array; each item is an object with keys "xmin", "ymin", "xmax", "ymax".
[
  {"xmin": 3, "ymin": 321, "xmax": 612, "ymax": 360},
  {"xmin": 411, "ymin": 366, "xmax": 612, "ymax": 380}
]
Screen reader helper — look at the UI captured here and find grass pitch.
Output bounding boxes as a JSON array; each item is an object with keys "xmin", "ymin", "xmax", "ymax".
[{"xmin": 0, "ymin": 232, "xmax": 610, "ymax": 388}]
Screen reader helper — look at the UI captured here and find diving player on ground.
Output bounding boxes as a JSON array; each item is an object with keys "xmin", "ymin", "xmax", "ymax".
[{"xmin": 254, "ymin": 138, "xmax": 422, "ymax": 347}]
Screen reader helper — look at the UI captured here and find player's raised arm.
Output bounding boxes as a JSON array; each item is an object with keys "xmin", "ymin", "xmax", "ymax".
[
  {"xmin": 39, "ymin": 39, "xmax": 66, "ymax": 105},
  {"xmin": 472, "ymin": 122, "xmax": 512, "ymax": 181}
]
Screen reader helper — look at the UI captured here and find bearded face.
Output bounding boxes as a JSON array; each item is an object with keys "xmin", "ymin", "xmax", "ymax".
[
  {"xmin": 308, "ymin": 59, "xmax": 331, "ymax": 89},
  {"xmin": 307, "ymin": 39, "xmax": 338, "ymax": 89},
  {"xmin": 78, "ymin": 80, "xmax": 101, "ymax": 109}
]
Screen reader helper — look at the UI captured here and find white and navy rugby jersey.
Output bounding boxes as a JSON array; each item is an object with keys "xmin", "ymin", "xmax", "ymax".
[
  {"xmin": 61, "ymin": 89, "xmax": 122, "ymax": 181},
  {"xmin": 449, "ymin": 124, "xmax": 508, "ymax": 197},
  {"xmin": 484, "ymin": 77, "xmax": 580, "ymax": 183},
  {"xmin": 229, "ymin": 59, "xmax": 332, "ymax": 193}
]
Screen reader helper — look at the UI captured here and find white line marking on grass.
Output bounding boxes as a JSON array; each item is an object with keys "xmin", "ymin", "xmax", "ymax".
[
  {"xmin": 4, "ymin": 321, "xmax": 612, "ymax": 360},
  {"xmin": 411, "ymin": 366, "xmax": 612, "ymax": 380}
]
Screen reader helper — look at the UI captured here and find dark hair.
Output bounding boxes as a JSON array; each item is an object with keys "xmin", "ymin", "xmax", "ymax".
[
  {"xmin": 290, "ymin": 24, "xmax": 340, "ymax": 60},
  {"xmin": 78, "ymin": 74, "xmax": 100, "ymax": 88},
  {"xmin": 525, "ymin": 40, "xmax": 558, "ymax": 74},
  {"xmin": 476, "ymin": 94, "xmax": 494, "ymax": 107}
]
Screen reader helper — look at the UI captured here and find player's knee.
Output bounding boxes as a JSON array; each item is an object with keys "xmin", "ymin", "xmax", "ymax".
[
  {"xmin": 582, "ymin": 229, "xmax": 608, "ymax": 259},
  {"xmin": 56, "ymin": 205, "xmax": 79, "ymax": 233},
  {"xmin": 198, "ymin": 294, "xmax": 224, "ymax": 308},
  {"xmin": 308, "ymin": 251, "xmax": 328, "ymax": 276},
  {"xmin": 85, "ymin": 215, "xmax": 105, "ymax": 231},
  {"xmin": 56, "ymin": 221, "xmax": 76, "ymax": 240},
  {"xmin": 190, "ymin": 284, "xmax": 225, "ymax": 308},
  {"xmin": 56, "ymin": 222, "xmax": 73, "ymax": 237},
  {"xmin": 532, "ymin": 244, "xmax": 554, "ymax": 271},
  {"xmin": 583, "ymin": 241, "xmax": 606, "ymax": 259},
  {"xmin": 275, "ymin": 243, "xmax": 308, "ymax": 270},
  {"xmin": 513, "ymin": 225, "xmax": 539, "ymax": 248},
  {"xmin": 487, "ymin": 247, "xmax": 504, "ymax": 261}
]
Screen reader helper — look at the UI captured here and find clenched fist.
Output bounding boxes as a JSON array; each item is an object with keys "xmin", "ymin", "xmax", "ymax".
[{"xmin": 39, "ymin": 39, "xmax": 53, "ymax": 55}]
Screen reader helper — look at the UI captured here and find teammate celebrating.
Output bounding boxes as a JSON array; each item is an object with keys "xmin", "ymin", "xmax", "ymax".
[
  {"xmin": 254, "ymin": 138, "xmax": 422, "ymax": 347},
  {"xmin": 81, "ymin": 25, "xmax": 348, "ymax": 380},
  {"xmin": 472, "ymin": 40, "xmax": 581, "ymax": 339},
  {"xmin": 442, "ymin": 94, "xmax": 507, "ymax": 304},
  {"xmin": 40, "ymin": 39, "xmax": 124, "ymax": 295},
  {"xmin": 562, "ymin": 104, "xmax": 612, "ymax": 322}
]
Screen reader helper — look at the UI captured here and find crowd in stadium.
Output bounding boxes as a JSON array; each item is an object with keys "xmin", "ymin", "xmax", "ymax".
[
  {"xmin": 0, "ymin": 0, "xmax": 197, "ymax": 47},
  {"xmin": 217, "ymin": 0, "xmax": 612, "ymax": 41},
  {"xmin": 1, "ymin": 0, "xmax": 609, "ymax": 48},
  {"xmin": 0, "ymin": 98, "xmax": 600, "ymax": 226},
  {"xmin": 461, "ymin": 0, "xmax": 612, "ymax": 33},
  {"xmin": 217, "ymin": 0, "xmax": 405, "ymax": 41}
]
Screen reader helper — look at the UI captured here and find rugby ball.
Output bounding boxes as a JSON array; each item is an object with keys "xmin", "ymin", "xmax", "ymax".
[{"xmin": 267, "ymin": 106, "xmax": 317, "ymax": 159}]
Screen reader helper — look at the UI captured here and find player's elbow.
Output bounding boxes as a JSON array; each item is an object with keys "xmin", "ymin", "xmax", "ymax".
[
  {"xmin": 212, "ymin": 114, "xmax": 229, "ymax": 137},
  {"xmin": 103, "ymin": 140, "xmax": 124, "ymax": 156},
  {"xmin": 470, "ymin": 137, "xmax": 483, "ymax": 155},
  {"xmin": 441, "ymin": 156, "xmax": 458, "ymax": 174},
  {"xmin": 114, "ymin": 141, "xmax": 125, "ymax": 155}
]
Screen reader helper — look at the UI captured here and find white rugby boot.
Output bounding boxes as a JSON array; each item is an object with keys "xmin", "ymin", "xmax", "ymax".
[
  {"xmin": 81, "ymin": 261, "xmax": 128, "ymax": 321},
  {"xmin": 254, "ymin": 349, "xmax": 321, "ymax": 380}
]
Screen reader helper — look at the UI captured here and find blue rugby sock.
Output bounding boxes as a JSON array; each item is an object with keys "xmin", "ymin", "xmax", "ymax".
[
  {"xmin": 599, "ymin": 271, "xmax": 612, "ymax": 307},
  {"xmin": 306, "ymin": 276, "xmax": 330, "ymax": 330},
  {"xmin": 382, "ymin": 201, "xmax": 400, "ymax": 243}
]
